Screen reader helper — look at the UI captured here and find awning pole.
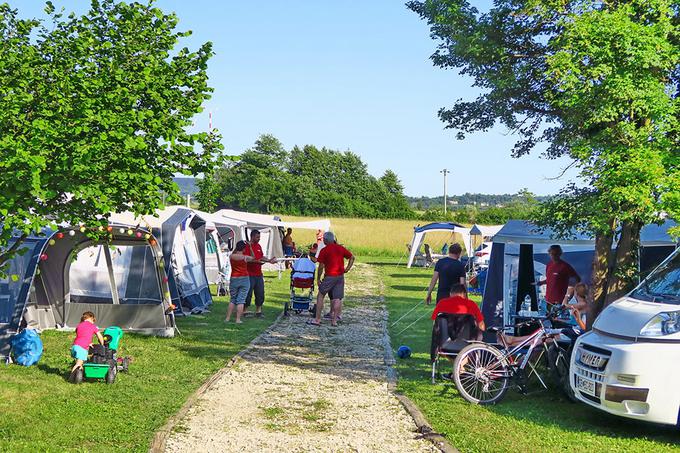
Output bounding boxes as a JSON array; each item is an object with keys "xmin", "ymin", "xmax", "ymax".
[{"xmin": 103, "ymin": 245, "xmax": 120, "ymax": 305}]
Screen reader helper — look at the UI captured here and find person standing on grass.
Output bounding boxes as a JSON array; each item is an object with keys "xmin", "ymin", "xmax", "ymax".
[
  {"xmin": 426, "ymin": 243, "xmax": 466, "ymax": 304},
  {"xmin": 243, "ymin": 230, "xmax": 275, "ymax": 318},
  {"xmin": 225, "ymin": 240, "xmax": 261, "ymax": 324},
  {"xmin": 308, "ymin": 231, "xmax": 354, "ymax": 327},
  {"xmin": 534, "ymin": 244, "xmax": 581, "ymax": 311}
]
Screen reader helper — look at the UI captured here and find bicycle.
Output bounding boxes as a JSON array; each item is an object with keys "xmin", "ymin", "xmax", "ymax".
[{"xmin": 452, "ymin": 307, "xmax": 575, "ymax": 405}]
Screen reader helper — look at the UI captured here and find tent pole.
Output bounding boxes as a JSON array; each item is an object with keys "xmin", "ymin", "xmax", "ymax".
[{"xmin": 104, "ymin": 245, "xmax": 120, "ymax": 305}]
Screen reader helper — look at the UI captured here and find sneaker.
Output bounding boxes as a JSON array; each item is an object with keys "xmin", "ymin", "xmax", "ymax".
[
  {"xmin": 255, "ymin": 312, "xmax": 264, "ymax": 318},
  {"xmin": 441, "ymin": 372, "xmax": 454, "ymax": 382}
]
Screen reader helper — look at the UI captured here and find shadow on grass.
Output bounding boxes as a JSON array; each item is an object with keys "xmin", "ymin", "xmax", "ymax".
[
  {"xmin": 389, "ymin": 273, "xmax": 431, "ymax": 279},
  {"xmin": 36, "ymin": 363, "xmax": 71, "ymax": 382}
]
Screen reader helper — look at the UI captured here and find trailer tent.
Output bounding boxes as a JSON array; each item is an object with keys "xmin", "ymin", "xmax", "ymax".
[
  {"xmin": 109, "ymin": 207, "xmax": 212, "ymax": 315},
  {"xmin": 406, "ymin": 222, "xmax": 471, "ymax": 268},
  {"xmin": 0, "ymin": 225, "xmax": 175, "ymax": 359},
  {"xmin": 480, "ymin": 219, "xmax": 678, "ymax": 330}
]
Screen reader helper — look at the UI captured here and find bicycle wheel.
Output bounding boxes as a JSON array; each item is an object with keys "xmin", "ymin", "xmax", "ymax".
[{"xmin": 453, "ymin": 343, "xmax": 510, "ymax": 405}]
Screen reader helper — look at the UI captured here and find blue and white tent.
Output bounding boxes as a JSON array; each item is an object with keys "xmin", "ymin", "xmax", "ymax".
[
  {"xmin": 481, "ymin": 219, "xmax": 678, "ymax": 329},
  {"xmin": 110, "ymin": 207, "xmax": 213, "ymax": 315},
  {"xmin": 406, "ymin": 222, "xmax": 471, "ymax": 268}
]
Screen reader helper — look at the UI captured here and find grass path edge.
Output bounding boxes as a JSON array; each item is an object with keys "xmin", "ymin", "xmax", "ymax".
[
  {"xmin": 380, "ymin": 296, "xmax": 459, "ymax": 453},
  {"xmin": 148, "ymin": 311, "xmax": 285, "ymax": 453}
]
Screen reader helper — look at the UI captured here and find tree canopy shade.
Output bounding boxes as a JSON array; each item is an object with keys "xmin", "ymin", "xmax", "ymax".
[
  {"xmin": 409, "ymin": 0, "xmax": 680, "ymax": 308},
  {"xmin": 0, "ymin": 0, "xmax": 222, "ymax": 267},
  {"xmin": 198, "ymin": 134, "xmax": 415, "ymax": 219}
]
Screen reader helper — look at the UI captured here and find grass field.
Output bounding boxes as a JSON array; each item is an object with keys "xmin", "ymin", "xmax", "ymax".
[
  {"xmin": 372, "ymin": 256, "xmax": 680, "ymax": 452},
  {"xmin": 284, "ymin": 215, "xmax": 469, "ymax": 257},
  {"xmin": 0, "ymin": 272, "xmax": 289, "ymax": 453}
]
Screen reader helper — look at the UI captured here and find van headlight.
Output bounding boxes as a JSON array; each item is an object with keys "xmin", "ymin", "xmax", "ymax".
[{"xmin": 640, "ymin": 311, "xmax": 680, "ymax": 336}]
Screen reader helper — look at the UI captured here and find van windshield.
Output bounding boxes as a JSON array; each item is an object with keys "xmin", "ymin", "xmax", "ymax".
[{"xmin": 631, "ymin": 250, "xmax": 680, "ymax": 304}]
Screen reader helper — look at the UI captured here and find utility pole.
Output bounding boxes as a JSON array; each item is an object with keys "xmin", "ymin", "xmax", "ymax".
[{"xmin": 440, "ymin": 169, "xmax": 449, "ymax": 215}]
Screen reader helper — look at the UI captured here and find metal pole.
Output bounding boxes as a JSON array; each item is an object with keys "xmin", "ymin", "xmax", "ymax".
[{"xmin": 440, "ymin": 169, "xmax": 449, "ymax": 215}]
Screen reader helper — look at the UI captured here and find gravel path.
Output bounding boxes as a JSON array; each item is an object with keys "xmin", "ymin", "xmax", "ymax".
[{"xmin": 165, "ymin": 263, "xmax": 436, "ymax": 453}]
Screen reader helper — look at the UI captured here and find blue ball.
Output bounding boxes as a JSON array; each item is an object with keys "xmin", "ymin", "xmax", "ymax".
[{"xmin": 397, "ymin": 345, "xmax": 412, "ymax": 359}]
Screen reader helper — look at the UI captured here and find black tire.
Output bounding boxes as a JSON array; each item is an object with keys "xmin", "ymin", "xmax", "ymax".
[
  {"xmin": 70, "ymin": 367, "xmax": 84, "ymax": 384},
  {"xmin": 453, "ymin": 343, "xmax": 510, "ymax": 405},
  {"xmin": 105, "ymin": 365, "xmax": 117, "ymax": 384}
]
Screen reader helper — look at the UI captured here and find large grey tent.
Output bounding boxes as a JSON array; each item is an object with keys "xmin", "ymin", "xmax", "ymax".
[
  {"xmin": 0, "ymin": 225, "xmax": 175, "ymax": 359},
  {"xmin": 109, "ymin": 207, "xmax": 213, "ymax": 315},
  {"xmin": 480, "ymin": 219, "xmax": 678, "ymax": 330}
]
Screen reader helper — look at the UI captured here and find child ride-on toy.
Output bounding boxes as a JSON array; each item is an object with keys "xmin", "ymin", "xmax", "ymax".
[{"xmin": 70, "ymin": 326, "xmax": 130, "ymax": 384}]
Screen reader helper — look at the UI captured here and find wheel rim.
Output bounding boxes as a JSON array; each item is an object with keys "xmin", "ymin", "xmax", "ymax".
[{"xmin": 457, "ymin": 347, "xmax": 507, "ymax": 403}]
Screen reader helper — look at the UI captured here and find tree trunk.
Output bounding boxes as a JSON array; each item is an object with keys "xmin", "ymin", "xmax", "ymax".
[
  {"xmin": 589, "ymin": 219, "xmax": 616, "ymax": 329},
  {"xmin": 605, "ymin": 220, "xmax": 643, "ymax": 305}
]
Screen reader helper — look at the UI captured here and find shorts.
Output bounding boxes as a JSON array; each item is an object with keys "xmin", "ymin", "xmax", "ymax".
[
  {"xmin": 229, "ymin": 276, "xmax": 250, "ymax": 305},
  {"xmin": 283, "ymin": 245, "xmax": 294, "ymax": 256},
  {"xmin": 318, "ymin": 275, "xmax": 344, "ymax": 300},
  {"xmin": 246, "ymin": 276, "xmax": 265, "ymax": 307},
  {"xmin": 71, "ymin": 345, "xmax": 88, "ymax": 361}
]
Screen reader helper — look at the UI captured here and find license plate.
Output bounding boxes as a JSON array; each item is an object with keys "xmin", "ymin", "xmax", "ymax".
[{"xmin": 575, "ymin": 375, "xmax": 596, "ymax": 397}]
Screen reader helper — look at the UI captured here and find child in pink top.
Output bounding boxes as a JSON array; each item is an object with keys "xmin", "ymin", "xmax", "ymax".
[{"xmin": 70, "ymin": 311, "xmax": 105, "ymax": 373}]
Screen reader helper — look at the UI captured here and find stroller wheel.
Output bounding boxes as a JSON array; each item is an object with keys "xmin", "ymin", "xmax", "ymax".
[
  {"xmin": 295, "ymin": 309, "xmax": 303, "ymax": 314},
  {"xmin": 69, "ymin": 367, "xmax": 84, "ymax": 384}
]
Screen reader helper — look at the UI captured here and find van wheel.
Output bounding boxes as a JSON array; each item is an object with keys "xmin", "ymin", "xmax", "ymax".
[{"xmin": 105, "ymin": 366, "xmax": 117, "ymax": 384}]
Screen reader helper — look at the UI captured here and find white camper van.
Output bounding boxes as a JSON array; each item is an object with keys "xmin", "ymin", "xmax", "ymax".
[{"xmin": 570, "ymin": 248, "xmax": 680, "ymax": 425}]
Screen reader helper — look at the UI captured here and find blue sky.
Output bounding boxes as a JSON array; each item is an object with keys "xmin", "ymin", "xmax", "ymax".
[{"xmin": 19, "ymin": 1, "xmax": 578, "ymax": 197}]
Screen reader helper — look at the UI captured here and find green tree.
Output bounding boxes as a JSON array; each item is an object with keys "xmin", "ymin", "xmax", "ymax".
[
  {"xmin": 409, "ymin": 0, "xmax": 680, "ymax": 311},
  {"xmin": 0, "ymin": 0, "xmax": 222, "ymax": 267}
]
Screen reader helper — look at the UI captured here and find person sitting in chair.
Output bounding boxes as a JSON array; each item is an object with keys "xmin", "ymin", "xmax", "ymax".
[{"xmin": 432, "ymin": 283, "xmax": 485, "ymax": 336}]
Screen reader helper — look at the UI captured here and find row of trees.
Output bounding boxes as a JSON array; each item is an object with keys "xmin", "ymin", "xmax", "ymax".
[
  {"xmin": 409, "ymin": 0, "xmax": 680, "ymax": 312},
  {"xmin": 409, "ymin": 192, "xmax": 549, "ymax": 211},
  {"xmin": 196, "ymin": 135, "xmax": 415, "ymax": 219}
]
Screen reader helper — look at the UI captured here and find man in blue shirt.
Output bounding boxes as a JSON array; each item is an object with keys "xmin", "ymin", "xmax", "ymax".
[{"xmin": 426, "ymin": 243, "xmax": 467, "ymax": 304}]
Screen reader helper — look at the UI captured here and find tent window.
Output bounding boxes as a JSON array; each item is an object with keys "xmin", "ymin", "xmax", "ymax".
[{"xmin": 70, "ymin": 244, "xmax": 162, "ymax": 305}]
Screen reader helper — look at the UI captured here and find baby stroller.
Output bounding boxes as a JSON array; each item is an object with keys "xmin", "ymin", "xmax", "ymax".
[{"xmin": 285, "ymin": 256, "xmax": 316, "ymax": 316}]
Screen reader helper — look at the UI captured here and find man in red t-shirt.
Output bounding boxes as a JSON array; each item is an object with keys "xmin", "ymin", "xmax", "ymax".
[
  {"xmin": 309, "ymin": 231, "xmax": 354, "ymax": 327},
  {"xmin": 535, "ymin": 244, "xmax": 581, "ymax": 308},
  {"xmin": 432, "ymin": 284, "xmax": 485, "ymax": 334},
  {"xmin": 243, "ymin": 230, "xmax": 275, "ymax": 317}
]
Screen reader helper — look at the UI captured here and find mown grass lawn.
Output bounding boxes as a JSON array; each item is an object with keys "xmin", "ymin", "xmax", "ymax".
[
  {"xmin": 371, "ymin": 257, "xmax": 680, "ymax": 452},
  {"xmin": 0, "ymin": 271, "xmax": 289, "ymax": 453}
]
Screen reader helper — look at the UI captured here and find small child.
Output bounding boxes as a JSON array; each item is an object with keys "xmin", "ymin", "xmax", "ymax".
[{"xmin": 70, "ymin": 311, "xmax": 105, "ymax": 373}]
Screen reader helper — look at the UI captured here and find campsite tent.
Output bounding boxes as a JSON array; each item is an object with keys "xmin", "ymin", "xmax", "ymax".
[
  {"xmin": 480, "ymin": 219, "xmax": 678, "ymax": 329},
  {"xmin": 215, "ymin": 209, "xmax": 331, "ymax": 261},
  {"xmin": 109, "ymin": 207, "xmax": 213, "ymax": 315},
  {"xmin": 0, "ymin": 225, "xmax": 175, "ymax": 359},
  {"xmin": 406, "ymin": 222, "xmax": 471, "ymax": 268},
  {"xmin": 190, "ymin": 209, "xmax": 241, "ymax": 285}
]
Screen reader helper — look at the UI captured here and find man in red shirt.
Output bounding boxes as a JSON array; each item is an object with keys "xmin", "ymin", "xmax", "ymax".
[
  {"xmin": 309, "ymin": 231, "xmax": 354, "ymax": 327},
  {"xmin": 432, "ymin": 283, "xmax": 485, "ymax": 334},
  {"xmin": 243, "ymin": 230, "xmax": 275, "ymax": 317},
  {"xmin": 536, "ymin": 244, "xmax": 581, "ymax": 308}
]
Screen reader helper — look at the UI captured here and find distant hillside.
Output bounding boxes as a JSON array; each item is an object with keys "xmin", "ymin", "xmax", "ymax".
[
  {"xmin": 174, "ymin": 177, "xmax": 199, "ymax": 196},
  {"xmin": 407, "ymin": 193, "xmax": 550, "ymax": 210}
]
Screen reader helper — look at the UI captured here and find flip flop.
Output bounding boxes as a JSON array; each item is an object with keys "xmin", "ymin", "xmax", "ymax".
[{"xmin": 306, "ymin": 319, "xmax": 321, "ymax": 326}]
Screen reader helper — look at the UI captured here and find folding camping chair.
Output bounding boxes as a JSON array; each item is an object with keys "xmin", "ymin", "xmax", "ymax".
[{"xmin": 430, "ymin": 313, "xmax": 479, "ymax": 384}]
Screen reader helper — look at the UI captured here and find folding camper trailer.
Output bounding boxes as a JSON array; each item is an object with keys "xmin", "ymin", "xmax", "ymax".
[{"xmin": 0, "ymin": 225, "xmax": 175, "ymax": 359}]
